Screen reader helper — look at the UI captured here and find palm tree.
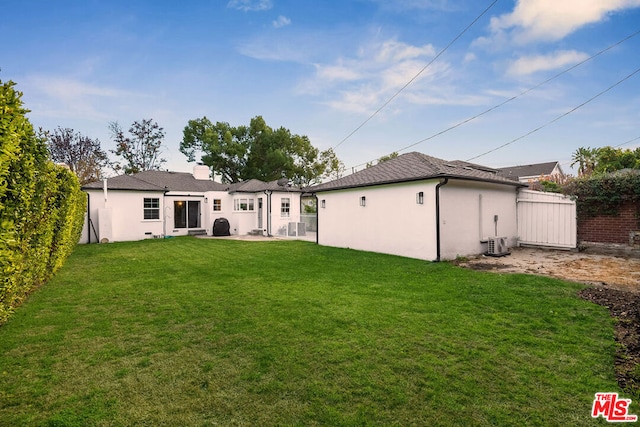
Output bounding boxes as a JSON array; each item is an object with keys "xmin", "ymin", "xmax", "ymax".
[{"xmin": 570, "ymin": 147, "xmax": 598, "ymax": 176}]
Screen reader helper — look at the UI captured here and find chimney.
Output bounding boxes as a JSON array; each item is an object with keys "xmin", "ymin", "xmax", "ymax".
[{"xmin": 192, "ymin": 164, "xmax": 210, "ymax": 180}]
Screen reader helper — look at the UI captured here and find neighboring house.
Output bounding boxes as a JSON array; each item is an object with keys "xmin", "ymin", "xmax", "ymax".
[
  {"xmin": 497, "ymin": 161, "xmax": 565, "ymax": 183},
  {"xmin": 80, "ymin": 165, "xmax": 303, "ymax": 243},
  {"xmin": 306, "ymin": 152, "xmax": 526, "ymax": 261}
]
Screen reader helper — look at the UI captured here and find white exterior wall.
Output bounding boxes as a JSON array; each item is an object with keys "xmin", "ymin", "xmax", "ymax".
[
  {"xmin": 439, "ymin": 181, "xmax": 518, "ymax": 259},
  {"xmin": 317, "ymin": 181, "xmax": 439, "ymax": 261},
  {"xmin": 81, "ymin": 188, "xmax": 303, "ymax": 243},
  {"xmin": 163, "ymin": 193, "xmax": 206, "ymax": 237},
  {"xmin": 209, "ymin": 192, "xmax": 235, "ymax": 235},
  {"xmin": 81, "ymin": 190, "xmax": 165, "ymax": 243},
  {"xmin": 271, "ymin": 192, "xmax": 302, "ymax": 236}
]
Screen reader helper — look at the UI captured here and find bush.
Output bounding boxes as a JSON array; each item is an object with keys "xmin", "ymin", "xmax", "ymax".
[
  {"xmin": 0, "ymin": 80, "xmax": 86, "ymax": 324},
  {"xmin": 562, "ymin": 170, "xmax": 640, "ymax": 217}
]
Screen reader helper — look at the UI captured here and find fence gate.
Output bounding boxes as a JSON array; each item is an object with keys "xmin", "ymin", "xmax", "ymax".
[{"xmin": 517, "ymin": 189, "xmax": 576, "ymax": 249}]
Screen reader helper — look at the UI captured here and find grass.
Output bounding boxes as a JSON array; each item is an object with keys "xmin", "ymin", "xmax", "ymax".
[{"xmin": 0, "ymin": 237, "xmax": 631, "ymax": 426}]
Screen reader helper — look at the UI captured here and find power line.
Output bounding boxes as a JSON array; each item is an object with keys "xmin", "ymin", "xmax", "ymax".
[
  {"xmin": 348, "ymin": 28, "xmax": 640, "ymax": 171},
  {"xmin": 465, "ymin": 65, "xmax": 640, "ymax": 162},
  {"xmin": 615, "ymin": 135, "xmax": 640, "ymax": 148},
  {"xmin": 332, "ymin": 0, "xmax": 499, "ymax": 150}
]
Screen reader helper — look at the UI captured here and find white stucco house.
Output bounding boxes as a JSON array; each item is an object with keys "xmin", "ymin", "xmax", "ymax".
[
  {"xmin": 306, "ymin": 152, "xmax": 527, "ymax": 261},
  {"xmin": 80, "ymin": 165, "xmax": 303, "ymax": 243}
]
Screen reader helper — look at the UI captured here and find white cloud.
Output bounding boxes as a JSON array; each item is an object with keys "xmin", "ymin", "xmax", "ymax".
[
  {"xmin": 297, "ymin": 38, "xmax": 465, "ymax": 114},
  {"xmin": 507, "ymin": 50, "xmax": 590, "ymax": 76},
  {"xmin": 374, "ymin": 40, "xmax": 435, "ymax": 63},
  {"xmin": 316, "ymin": 63, "xmax": 362, "ymax": 82},
  {"xmin": 22, "ymin": 75, "xmax": 143, "ymax": 121},
  {"xmin": 227, "ymin": 0, "xmax": 272, "ymax": 12},
  {"xmin": 272, "ymin": 15, "xmax": 291, "ymax": 28},
  {"xmin": 488, "ymin": 0, "xmax": 640, "ymax": 43}
]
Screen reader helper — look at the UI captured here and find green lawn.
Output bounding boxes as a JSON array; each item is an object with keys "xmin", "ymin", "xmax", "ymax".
[{"xmin": 0, "ymin": 237, "xmax": 630, "ymax": 426}]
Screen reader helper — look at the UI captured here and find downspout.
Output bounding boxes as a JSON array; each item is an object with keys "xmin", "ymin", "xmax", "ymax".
[
  {"xmin": 103, "ymin": 178, "xmax": 108, "ymax": 205},
  {"xmin": 313, "ymin": 193, "xmax": 319, "ymax": 245},
  {"xmin": 435, "ymin": 178, "xmax": 449, "ymax": 262}
]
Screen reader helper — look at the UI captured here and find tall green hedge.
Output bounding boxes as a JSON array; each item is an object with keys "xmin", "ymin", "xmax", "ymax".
[{"xmin": 0, "ymin": 80, "xmax": 86, "ymax": 324}]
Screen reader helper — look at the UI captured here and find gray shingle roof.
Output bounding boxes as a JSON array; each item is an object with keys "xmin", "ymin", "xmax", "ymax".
[
  {"xmin": 497, "ymin": 162, "xmax": 561, "ymax": 181},
  {"xmin": 227, "ymin": 179, "xmax": 302, "ymax": 193},
  {"xmin": 306, "ymin": 152, "xmax": 525, "ymax": 192},
  {"xmin": 83, "ymin": 171, "xmax": 301, "ymax": 193},
  {"xmin": 83, "ymin": 170, "xmax": 228, "ymax": 192}
]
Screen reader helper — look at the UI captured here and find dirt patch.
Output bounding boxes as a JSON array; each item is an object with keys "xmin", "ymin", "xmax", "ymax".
[
  {"xmin": 457, "ymin": 247, "xmax": 640, "ymax": 397},
  {"xmin": 458, "ymin": 247, "xmax": 640, "ymax": 293}
]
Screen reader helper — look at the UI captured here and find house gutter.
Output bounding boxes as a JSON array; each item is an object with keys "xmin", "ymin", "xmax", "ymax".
[{"xmin": 435, "ymin": 178, "xmax": 449, "ymax": 262}]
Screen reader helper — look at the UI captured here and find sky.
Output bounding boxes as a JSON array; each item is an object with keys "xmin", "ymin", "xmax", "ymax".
[{"xmin": 3, "ymin": 0, "xmax": 640, "ymax": 177}]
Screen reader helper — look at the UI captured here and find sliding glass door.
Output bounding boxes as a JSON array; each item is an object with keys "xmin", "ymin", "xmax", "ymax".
[{"xmin": 174, "ymin": 200, "xmax": 201, "ymax": 229}]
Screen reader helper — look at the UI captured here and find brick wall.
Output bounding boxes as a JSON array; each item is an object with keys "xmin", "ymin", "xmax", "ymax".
[{"xmin": 577, "ymin": 201, "xmax": 640, "ymax": 245}]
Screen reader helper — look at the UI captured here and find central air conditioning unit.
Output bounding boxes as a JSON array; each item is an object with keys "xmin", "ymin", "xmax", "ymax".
[{"xmin": 487, "ymin": 237, "xmax": 510, "ymax": 257}]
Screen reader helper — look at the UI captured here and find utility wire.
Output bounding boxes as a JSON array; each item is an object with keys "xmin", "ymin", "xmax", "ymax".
[
  {"xmin": 332, "ymin": 0, "xmax": 499, "ymax": 150},
  {"xmin": 614, "ymin": 135, "xmax": 640, "ymax": 148},
  {"xmin": 465, "ymin": 65, "xmax": 640, "ymax": 162},
  {"xmin": 348, "ymin": 28, "xmax": 640, "ymax": 171}
]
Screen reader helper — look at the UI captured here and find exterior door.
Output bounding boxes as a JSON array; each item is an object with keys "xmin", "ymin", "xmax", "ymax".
[
  {"xmin": 174, "ymin": 200, "xmax": 201, "ymax": 229},
  {"xmin": 188, "ymin": 201, "xmax": 200, "ymax": 228},
  {"xmin": 258, "ymin": 198, "xmax": 263, "ymax": 229}
]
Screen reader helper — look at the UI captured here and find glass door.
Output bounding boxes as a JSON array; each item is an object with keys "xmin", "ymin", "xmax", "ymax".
[{"xmin": 174, "ymin": 200, "xmax": 201, "ymax": 229}]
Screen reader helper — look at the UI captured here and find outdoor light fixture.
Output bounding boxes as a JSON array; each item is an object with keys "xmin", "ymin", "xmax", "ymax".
[
  {"xmin": 416, "ymin": 191, "xmax": 424, "ymax": 204},
  {"xmin": 360, "ymin": 196, "xmax": 366, "ymax": 207},
  {"xmin": 321, "ymin": 199, "xmax": 326, "ymax": 208}
]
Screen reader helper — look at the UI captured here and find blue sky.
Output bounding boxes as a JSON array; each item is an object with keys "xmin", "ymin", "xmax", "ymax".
[{"xmin": 3, "ymin": 0, "xmax": 640, "ymax": 176}]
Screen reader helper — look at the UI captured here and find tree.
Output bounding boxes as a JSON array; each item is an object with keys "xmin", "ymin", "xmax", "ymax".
[
  {"xmin": 571, "ymin": 146, "xmax": 640, "ymax": 177},
  {"xmin": 45, "ymin": 127, "xmax": 109, "ymax": 185},
  {"xmin": 570, "ymin": 147, "xmax": 598, "ymax": 176},
  {"xmin": 366, "ymin": 152, "xmax": 399, "ymax": 169},
  {"xmin": 593, "ymin": 146, "xmax": 640, "ymax": 174},
  {"xmin": 110, "ymin": 119, "xmax": 166, "ymax": 174},
  {"xmin": 180, "ymin": 115, "xmax": 342, "ymax": 186},
  {"xmin": 318, "ymin": 148, "xmax": 345, "ymax": 182}
]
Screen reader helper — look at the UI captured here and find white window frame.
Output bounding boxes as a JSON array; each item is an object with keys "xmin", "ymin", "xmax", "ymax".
[
  {"xmin": 143, "ymin": 198, "xmax": 160, "ymax": 220},
  {"xmin": 234, "ymin": 197, "xmax": 255, "ymax": 211},
  {"xmin": 281, "ymin": 197, "xmax": 290, "ymax": 217}
]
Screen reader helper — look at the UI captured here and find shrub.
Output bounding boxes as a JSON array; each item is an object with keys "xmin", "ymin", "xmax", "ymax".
[
  {"xmin": 562, "ymin": 170, "xmax": 640, "ymax": 217},
  {"xmin": 0, "ymin": 79, "xmax": 86, "ymax": 324}
]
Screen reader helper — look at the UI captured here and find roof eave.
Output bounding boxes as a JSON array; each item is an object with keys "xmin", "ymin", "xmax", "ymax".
[{"xmin": 309, "ymin": 173, "xmax": 525, "ymax": 193}]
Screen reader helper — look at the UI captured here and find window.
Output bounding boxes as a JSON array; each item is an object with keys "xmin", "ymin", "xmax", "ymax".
[
  {"xmin": 360, "ymin": 196, "xmax": 366, "ymax": 207},
  {"xmin": 213, "ymin": 199, "xmax": 222, "ymax": 211},
  {"xmin": 143, "ymin": 198, "xmax": 160, "ymax": 220},
  {"xmin": 234, "ymin": 198, "xmax": 255, "ymax": 211},
  {"xmin": 416, "ymin": 191, "xmax": 424, "ymax": 204},
  {"xmin": 281, "ymin": 198, "xmax": 290, "ymax": 217}
]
